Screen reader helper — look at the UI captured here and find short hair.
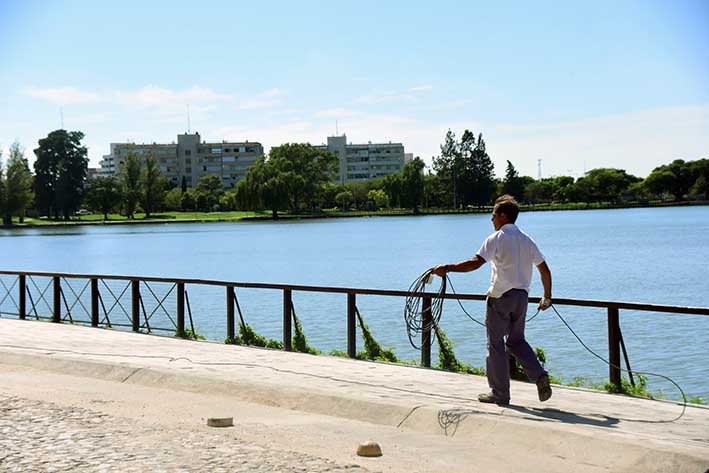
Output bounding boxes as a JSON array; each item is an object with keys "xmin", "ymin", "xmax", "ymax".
[{"xmin": 494, "ymin": 195, "xmax": 519, "ymax": 223}]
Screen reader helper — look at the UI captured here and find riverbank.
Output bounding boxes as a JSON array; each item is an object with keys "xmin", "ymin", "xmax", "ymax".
[
  {"xmin": 1, "ymin": 318, "xmax": 707, "ymax": 473},
  {"xmin": 4, "ymin": 199, "xmax": 708, "ymax": 229}
]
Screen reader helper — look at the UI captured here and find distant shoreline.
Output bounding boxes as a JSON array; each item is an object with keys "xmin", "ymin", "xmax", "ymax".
[{"xmin": 3, "ymin": 200, "xmax": 707, "ymax": 229}]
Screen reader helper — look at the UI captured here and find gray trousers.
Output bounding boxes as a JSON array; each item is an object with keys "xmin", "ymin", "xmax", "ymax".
[{"xmin": 486, "ymin": 289, "xmax": 546, "ymax": 401}]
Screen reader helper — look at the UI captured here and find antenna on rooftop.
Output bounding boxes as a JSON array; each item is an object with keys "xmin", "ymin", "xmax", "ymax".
[{"xmin": 187, "ymin": 104, "xmax": 191, "ymax": 133}]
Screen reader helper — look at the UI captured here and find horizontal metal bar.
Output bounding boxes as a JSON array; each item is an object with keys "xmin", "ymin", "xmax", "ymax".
[{"xmin": 1, "ymin": 270, "xmax": 707, "ymax": 316}]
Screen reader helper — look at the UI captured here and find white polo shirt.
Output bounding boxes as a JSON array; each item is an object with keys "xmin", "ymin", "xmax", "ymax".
[{"xmin": 476, "ymin": 223, "xmax": 545, "ymax": 298}]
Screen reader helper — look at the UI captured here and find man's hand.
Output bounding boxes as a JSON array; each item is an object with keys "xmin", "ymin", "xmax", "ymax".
[
  {"xmin": 538, "ymin": 297, "xmax": 552, "ymax": 311},
  {"xmin": 432, "ymin": 265, "xmax": 448, "ymax": 277}
]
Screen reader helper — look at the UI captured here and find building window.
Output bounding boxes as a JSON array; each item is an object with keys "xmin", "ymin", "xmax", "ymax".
[{"xmin": 185, "ymin": 150, "xmax": 192, "ymax": 156}]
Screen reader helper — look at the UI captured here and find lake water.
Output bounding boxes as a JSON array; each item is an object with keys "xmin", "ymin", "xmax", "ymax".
[{"xmin": 2, "ymin": 206, "xmax": 708, "ymax": 399}]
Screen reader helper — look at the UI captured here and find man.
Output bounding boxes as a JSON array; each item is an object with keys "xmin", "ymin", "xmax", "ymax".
[{"xmin": 433, "ymin": 195, "xmax": 553, "ymax": 405}]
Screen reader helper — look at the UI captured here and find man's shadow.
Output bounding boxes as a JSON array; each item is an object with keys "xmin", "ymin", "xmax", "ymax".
[{"xmin": 437, "ymin": 405, "xmax": 620, "ymax": 437}]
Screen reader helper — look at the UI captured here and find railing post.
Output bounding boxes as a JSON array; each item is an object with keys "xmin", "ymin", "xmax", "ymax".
[
  {"xmin": 91, "ymin": 278, "xmax": 99, "ymax": 327},
  {"xmin": 608, "ymin": 306, "xmax": 621, "ymax": 387},
  {"xmin": 131, "ymin": 280, "xmax": 140, "ymax": 332},
  {"xmin": 347, "ymin": 292, "xmax": 356, "ymax": 359},
  {"xmin": 53, "ymin": 276, "xmax": 61, "ymax": 323},
  {"xmin": 421, "ymin": 295, "xmax": 432, "ymax": 367},
  {"xmin": 18, "ymin": 275, "xmax": 26, "ymax": 320},
  {"xmin": 283, "ymin": 289, "xmax": 292, "ymax": 351},
  {"xmin": 226, "ymin": 286, "xmax": 235, "ymax": 341},
  {"xmin": 176, "ymin": 282, "xmax": 185, "ymax": 336}
]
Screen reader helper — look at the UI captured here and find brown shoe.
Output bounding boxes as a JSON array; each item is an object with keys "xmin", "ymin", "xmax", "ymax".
[
  {"xmin": 478, "ymin": 392, "xmax": 510, "ymax": 406},
  {"xmin": 537, "ymin": 375, "xmax": 552, "ymax": 402}
]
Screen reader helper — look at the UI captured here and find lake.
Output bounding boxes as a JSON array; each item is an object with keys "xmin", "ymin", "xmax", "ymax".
[{"xmin": 2, "ymin": 206, "xmax": 708, "ymax": 399}]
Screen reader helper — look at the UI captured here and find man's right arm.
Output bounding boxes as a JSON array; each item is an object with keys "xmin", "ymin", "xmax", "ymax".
[
  {"xmin": 536, "ymin": 261, "xmax": 552, "ymax": 310},
  {"xmin": 432, "ymin": 255, "xmax": 486, "ymax": 277}
]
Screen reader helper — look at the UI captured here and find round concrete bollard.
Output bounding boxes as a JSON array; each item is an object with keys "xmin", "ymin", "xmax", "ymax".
[
  {"xmin": 356, "ymin": 440, "xmax": 382, "ymax": 457},
  {"xmin": 207, "ymin": 417, "xmax": 233, "ymax": 428}
]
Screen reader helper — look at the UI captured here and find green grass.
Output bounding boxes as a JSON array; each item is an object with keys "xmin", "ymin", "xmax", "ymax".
[{"xmin": 17, "ymin": 210, "xmax": 267, "ymax": 226}]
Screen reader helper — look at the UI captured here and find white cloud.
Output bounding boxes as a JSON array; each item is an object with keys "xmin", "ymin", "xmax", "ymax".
[
  {"xmin": 23, "ymin": 86, "xmax": 101, "ymax": 105},
  {"xmin": 113, "ymin": 85, "xmax": 231, "ymax": 109},
  {"xmin": 409, "ymin": 85, "xmax": 433, "ymax": 92},
  {"xmin": 237, "ymin": 88, "xmax": 286, "ymax": 110},
  {"xmin": 262, "ymin": 88, "xmax": 283, "ymax": 98}
]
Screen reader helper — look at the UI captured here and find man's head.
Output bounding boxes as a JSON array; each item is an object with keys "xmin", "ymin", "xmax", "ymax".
[{"xmin": 492, "ymin": 195, "xmax": 519, "ymax": 230}]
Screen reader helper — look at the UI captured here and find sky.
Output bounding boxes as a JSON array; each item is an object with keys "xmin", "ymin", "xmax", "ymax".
[{"xmin": 0, "ymin": 0, "xmax": 707, "ymax": 179}]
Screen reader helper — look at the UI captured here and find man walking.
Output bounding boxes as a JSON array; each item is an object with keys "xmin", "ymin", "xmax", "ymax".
[{"xmin": 433, "ymin": 195, "xmax": 553, "ymax": 405}]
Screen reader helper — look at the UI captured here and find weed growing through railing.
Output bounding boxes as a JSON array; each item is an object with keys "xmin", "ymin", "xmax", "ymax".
[
  {"xmin": 225, "ymin": 322, "xmax": 283, "ymax": 349},
  {"xmin": 356, "ymin": 310, "xmax": 398, "ymax": 362},
  {"xmin": 176, "ymin": 328, "xmax": 205, "ymax": 340},
  {"xmin": 292, "ymin": 311, "xmax": 319, "ymax": 354},
  {"xmin": 433, "ymin": 325, "xmax": 485, "ymax": 375},
  {"xmin": 604, "ymin": 374, "xmax": 659, "ymax": 398},
  {"xmin": 509, "ymin": 347, "xmax": 562, "ymax": 384}
]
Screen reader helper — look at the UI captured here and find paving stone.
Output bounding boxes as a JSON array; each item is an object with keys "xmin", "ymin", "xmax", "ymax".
[{"xmin": 0, "ymin": 394, "xmax": 373, "ymax": 472}]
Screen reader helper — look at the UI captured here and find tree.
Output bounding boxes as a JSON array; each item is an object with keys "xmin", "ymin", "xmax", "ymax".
[
  {"xmin": 235, "ymin": 144, "xmax": 337, "ymax": 217},
  {"xmin": 181, "ymin": 189, "xmax": 197, "ymax": 211},
  {"xmin": 501, "ymin": 160, "xmax": 524, "ymax": 201},
  {"xmin": 367, "ymin": 189, "xmax": 389, "ymax": 209},
  {"xmin": 86, "ymin": 176, "xmax": 121, "ymax": 220},
  {"xmin": 164, "ymin": 187, "xmax": 183, "ymax": 211},
  {"xmin": 689, "ymin": 159, "xmax": 709, "ymax": 199},
  {"xmin": 3, "ymin": 142, "xmax": 34, "ymax": 225},
  {"xmin": 580, "ymin": 168, "xmax": 640, "ymax": 202},
  {"xmin": 180, "ymin": 175, "xmax": 188, "ymax": 194},
  {"xmin": 120, "ymin": 153, "xmax": 141, "ymax": 219},
  {"xmin": 382, "ymin": 173, "xmax": 403, "ymax": 208},
  {"xmin": 459, "ymin": 132, "xmax": 496, "ymax": 206},
  {"xmin": 268, "ymin": 143, "xmax": 338, "ymax": 210},
  {"xmin": 346, "ymin": 181, "xmax": 369, "ymax": 209},
  {"xmin": 140, "ymin": 155, "xmax": 166, "ymax": 217},
  {"xmin": 525, "ymin": 179, "xmax": 554, "ymax": 203},
  {"xmin": 401, "ymin": 157, "xmax": 425, "ymax": 210},
  {"xmin": 33, "ymin": 130, "xmax": 88, "ymax": 219},
  {"xmin": 195, "ymin": 175, "xmax": 223, "ymax": 211},
  {"xmin": 432, "ymin": 130, "xmax": 460, "ymax": 208},
  {"xmin": 422, "ymin": 172, "xmax": 448, "ymax": 208},
  {"xmin": 644, "ymin": 160, "xmax": 695, "ymax": 201},
  {"xmin": 335, "ymin": 191, "xmax": 353, "ymax": 210}
]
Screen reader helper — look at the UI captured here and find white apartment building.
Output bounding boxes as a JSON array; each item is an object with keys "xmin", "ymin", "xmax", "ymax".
[
  {"xmin": 315, "ymin": 135, "xmax": 406, "ymax": 184},
  {"xmin": 99, "ymin": 132, "xmax": 263, "ymax": 188}
]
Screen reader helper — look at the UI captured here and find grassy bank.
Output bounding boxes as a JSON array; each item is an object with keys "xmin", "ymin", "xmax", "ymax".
[{"xmin": 6, "ymin": 199, "xmax": 707, "ymax": 228}]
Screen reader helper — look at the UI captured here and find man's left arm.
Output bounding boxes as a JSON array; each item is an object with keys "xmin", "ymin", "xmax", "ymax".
[{"xmin": 536, "ymin": 261, "xmax": 552, "ymax": 310}]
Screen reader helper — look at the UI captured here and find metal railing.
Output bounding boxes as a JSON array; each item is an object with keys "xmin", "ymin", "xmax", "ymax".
[{"xmin": 1, "ymin": 269, "xmax": 708, "ymax": 387}]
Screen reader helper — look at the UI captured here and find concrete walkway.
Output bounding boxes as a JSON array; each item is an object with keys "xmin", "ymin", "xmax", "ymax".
[{"xmin": 1, "ymin": 318, "xmax": 707, "ymax": 472}]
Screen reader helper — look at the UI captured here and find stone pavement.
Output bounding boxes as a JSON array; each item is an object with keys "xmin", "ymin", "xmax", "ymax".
[
  {"xmin": 0, "ymin": 394, "xmax": 368, "ymax": 473},
  {"xmin": 0, "ymin": 318, "xmax": 708, "ymax": 472}
]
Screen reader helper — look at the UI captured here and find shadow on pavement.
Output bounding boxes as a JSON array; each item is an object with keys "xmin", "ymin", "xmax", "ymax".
[{"xmin": 437, "ymin": 405, "xmax": 619, "ymax": 436}]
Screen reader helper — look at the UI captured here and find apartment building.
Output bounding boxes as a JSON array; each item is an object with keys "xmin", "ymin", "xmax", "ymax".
[
  {"xmin": 99, "ymin": 132, "xmax": 263, "ymax": 188},
  {"xmin": 315, "ymin": 135, "xmax": 405, "ymax": 184}
]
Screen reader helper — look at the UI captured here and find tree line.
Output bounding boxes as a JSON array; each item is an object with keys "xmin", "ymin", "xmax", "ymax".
[{"xmin": 1, "ymin": 128, "xmax": 707, "ymax": 225}]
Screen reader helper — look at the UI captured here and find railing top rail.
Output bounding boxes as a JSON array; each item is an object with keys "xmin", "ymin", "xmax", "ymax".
[{"xmin": 2, "ymin": 269, "xmax": 708, "ymax": 316}]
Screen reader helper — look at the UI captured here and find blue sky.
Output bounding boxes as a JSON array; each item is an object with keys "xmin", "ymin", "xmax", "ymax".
[{"xmin": 1, "ymin": 0, "xmax": 707, "ymax": 178}]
